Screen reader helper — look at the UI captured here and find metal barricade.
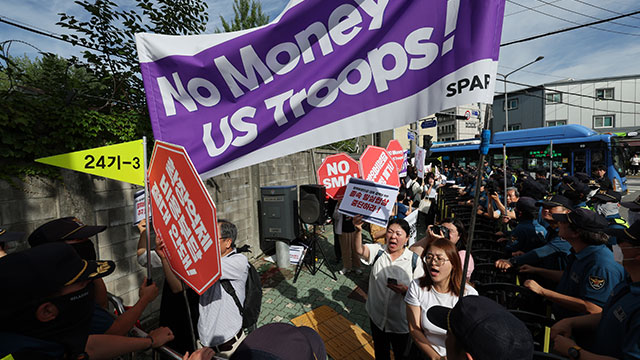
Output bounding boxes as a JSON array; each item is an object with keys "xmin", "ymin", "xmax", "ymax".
[{"xmin": 108, "ymin": 293, "xmax": 183, "ymax": 360}]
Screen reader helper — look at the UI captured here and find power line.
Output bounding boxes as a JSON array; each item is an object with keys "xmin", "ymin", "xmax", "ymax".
[
  {"xmin": 505, "ymin": 0, "xmax": 562, "ymax": 17},
  {"xmin": 536, "ymin": 0, "xmax": 640, "ymax": 29},
  {"xmin": 497, "ymin": 77, "xmax": 640, "ymax": 106},
  {"xmin": 569, "ymin": 0, "xmax": 640, "ymax": 21},
  {"xmin": 513, "ymin": 90, "xmax": 640, "ymax": 116},
  {"xmin": 506, "ymin": 0, "xmax": 640, "ymax": 37},
  {"xmin": 497, "ymin": 64, "xmax": 569, "ymax": 80},
  {"xmin": 501, "ymin": 8, "xmax": 640, "ymax": 46},
  {"xmin": 0, "ymin": 15, "xmax": 126, "ymax": 59}
]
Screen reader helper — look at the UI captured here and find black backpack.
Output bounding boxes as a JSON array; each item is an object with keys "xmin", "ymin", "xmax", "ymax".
[{"xmin": 220, "ymin": 254, "xmax": 262, "ymax": 332}]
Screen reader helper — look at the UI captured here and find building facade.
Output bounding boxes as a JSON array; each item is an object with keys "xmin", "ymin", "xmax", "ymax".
[{"xmin": 492, "ymin": 74, "xmax": 640, "ymax": 133}]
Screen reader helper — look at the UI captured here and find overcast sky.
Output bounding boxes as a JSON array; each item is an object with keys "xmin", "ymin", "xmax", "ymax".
[{"xmin": 1, "ymin": 0, "xmax": 639, "ymax": 93}]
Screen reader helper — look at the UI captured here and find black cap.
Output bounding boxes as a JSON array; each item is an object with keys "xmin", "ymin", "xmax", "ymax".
[
  {"xmin": 574, "ymin": 172, "xmax": 591, "ymax": 184},
  {"xmin": 230, "ymin": 323, "xmax": 326, "ymax": 360},
  {"xmin": 591, "ymin": 189, "xmax": 622, "ymax": 203},
  {"xmin": 28, "ymin": 217, "xmax": 107, "ymax": 247},
  {"xmin": 535, "ymin": 195, "xmax": 573, "ymax": 209},
  {"xmin": 0, "ymin": 242, "xmax": 115, "ymax": 319},
  {"xmin": 604, "ymin": 221, "xmax": 640, "ymax": 246},
  {"xmin": 427, "ymin": 296, "xmax": 533, "ymax": 360},
  {"xmin": 621, "ymin": 195, "xmax": 640, "ymax": 211},
  {"xmin": 552, "ymin": 208, "xmax": 609, "ymax": 232},
  {"xmin": 0, "ymin": 228, "xmax": 25, "ymax": 244},
  {"xmin": 520, "ymin": 179, "xmax": 547, "ymax": 200},
  {"xmin": 516, "ymin": 197, "xmax": 538, "ymax": 213},
  {"xmin": 562, "ymin": 176, "xmax": 590, "ymax": 195}
]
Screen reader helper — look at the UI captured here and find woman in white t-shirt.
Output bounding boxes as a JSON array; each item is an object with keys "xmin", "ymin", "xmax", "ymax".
[{"xmin": 404, "ymin": 238, "xmax": 477, "ymax": 359}]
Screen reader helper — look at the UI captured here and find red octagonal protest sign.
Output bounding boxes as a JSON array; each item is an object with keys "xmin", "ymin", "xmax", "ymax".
[
  {"xmin": 386, "ymin": 140, "xmax": 405, "ymax": 171},
  {"xmin": 317, "ymin": 153, "xmax": 361, "ymax": 199},
  {"xmin": 359, "ymin": 146, "xmax": 400, "ymax": 187},
  {"xmin": 148, "ymin": 141, "xmax": 221, "ymax": 295}
]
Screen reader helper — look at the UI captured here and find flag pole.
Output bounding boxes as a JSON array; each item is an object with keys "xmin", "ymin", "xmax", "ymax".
[{"xmin": 143, "ymin": 136, "xmax": 152, "ymax": 282}]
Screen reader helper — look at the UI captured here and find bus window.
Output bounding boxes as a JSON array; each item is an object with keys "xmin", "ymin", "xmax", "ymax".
[
  {"xmin": 573, "ymin": 150, "xmax": 587, "ymax": 174},
  {"xmin": 592, "ymin": 148, "xmax": 604, "ymax": 166},
  {"xmin": 611, "ymin": 138, "xmax": 628, "ymax": 177},
  {"xmin": 507, "ymin": 155, "xmax": 524, "ymax": 170}
]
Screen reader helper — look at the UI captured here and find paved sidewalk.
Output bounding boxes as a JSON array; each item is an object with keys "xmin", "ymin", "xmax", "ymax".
[{"xmin": 253, "ymin": 226, "xmax": 374, "ymax": 349}]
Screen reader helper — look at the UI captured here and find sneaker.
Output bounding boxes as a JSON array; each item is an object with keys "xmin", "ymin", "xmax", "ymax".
[{"xmin": 338, "ymin": 268, "xmax": 349, "ymax": 275}]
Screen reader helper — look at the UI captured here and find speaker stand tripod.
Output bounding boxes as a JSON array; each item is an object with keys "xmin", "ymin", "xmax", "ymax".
[{"xmin": 293, "ymin": 224, "xmax": 337, "ymax": 283}]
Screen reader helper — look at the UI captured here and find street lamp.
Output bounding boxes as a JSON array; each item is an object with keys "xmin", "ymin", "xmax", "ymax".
[{"xmin": 498, "ymin": 55, "xmax": 544, "ymax": 131}]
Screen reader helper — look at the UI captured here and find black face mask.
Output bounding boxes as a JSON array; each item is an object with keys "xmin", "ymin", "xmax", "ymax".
[
  {"xmin": 70, "ymin": 241, "xmax": 97, "ymax": 261},
  {"xmin": 11, "ymin": 282, "xmax": 95, "ymax": 357}
]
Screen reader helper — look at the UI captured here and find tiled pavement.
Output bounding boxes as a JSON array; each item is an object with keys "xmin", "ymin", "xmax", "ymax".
[{"xmin": 253, "ymin": 226, "xmax": 374, "ymax": 349}]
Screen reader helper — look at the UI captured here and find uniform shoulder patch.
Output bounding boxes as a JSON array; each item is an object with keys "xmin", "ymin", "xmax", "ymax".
[{"xmin": 589, "ymin": 275, "xmax": 606, "ymax": 290}]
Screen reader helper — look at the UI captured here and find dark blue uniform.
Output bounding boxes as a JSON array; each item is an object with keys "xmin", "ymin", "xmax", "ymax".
[
  {"xmin": 511, "ymin": 227, "xmax": 571, "ymax": 271},
  {"xmin": 591, "ymin": 281, "xmax": 640, "ymax": 359},
  {"xmin": 554, "ymin": 244, "xmax": 627, "ymax": 320},
  {"xmin": 505, "ymin": 219, "xmax": 547, "ymax": 254}
]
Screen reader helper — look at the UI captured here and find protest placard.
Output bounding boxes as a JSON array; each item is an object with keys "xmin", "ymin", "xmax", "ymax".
[
  {"xmin": 133, "ymin": 190, "xmax": 146, "ymax": 225},
  {"xmin": 404, "ymin": 210, "xmax": 418, "ymax": 247},
  {"xmin": 148, "ymin": 141, "xmax": 221, "ymax": 295},
  {"xmin": 317, "ymin": 153, "xmax": 361, "ymax": 199},
  {"xmin": 415, "ymin": 146, "xmax": 426, "ymax": 179},
  {"xmin": 360, "ymin": 146, "xmax": 400, "ymax": 187},
  {"xmin": 386, "ymin": 140, "xmax": 405, "ymax": 172},
  {"xmin": 338, "ymin": 178, "xmax": 398, "ymax": 227}
]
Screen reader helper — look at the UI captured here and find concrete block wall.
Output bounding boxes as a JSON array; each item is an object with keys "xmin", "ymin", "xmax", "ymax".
[{"xmin": 0, "ymin": 148, "xmax": 339, "ymax": 326}]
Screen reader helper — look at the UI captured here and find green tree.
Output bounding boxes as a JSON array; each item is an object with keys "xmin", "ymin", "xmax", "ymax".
[
  {"xmin": 218, "ymin": 0, "xmax": 270, "ymax": 32},
  {"xmin": 57, "ymin": 0, "xmax": 210, "ymax": 109},
  {"xmin": 0, "ymin": 0, "xmax": 211, "ymax": 178},
  {"xmin": 0, "ymin": 54, "xmax": 144, "ymax": 178}
]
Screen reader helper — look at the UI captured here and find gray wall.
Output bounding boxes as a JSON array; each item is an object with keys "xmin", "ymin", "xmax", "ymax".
[
  {"xmin": 0, "ymin": 148, "xmax": 337, "ymax": 325},
  {"xmin": 492, "ymin": 88, "xmax": 544, "ymax": 132}
]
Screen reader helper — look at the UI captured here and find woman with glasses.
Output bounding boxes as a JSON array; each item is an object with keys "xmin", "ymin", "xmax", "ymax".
[
  {"xmin": 405, "ymin": 238, "xmax": 478, "ymax": 359},
  {"xmin": 411, "ymin": 218, "xmax": 475, "ymax": 278},
  {"xmin": 353, "ymin": 216, "xmax": 425, "ymax": 360}
]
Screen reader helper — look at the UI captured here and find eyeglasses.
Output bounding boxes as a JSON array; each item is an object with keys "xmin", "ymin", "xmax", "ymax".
[{"xmin": 424, "ymin": 254, "xmax": 450, "ymax": 266}]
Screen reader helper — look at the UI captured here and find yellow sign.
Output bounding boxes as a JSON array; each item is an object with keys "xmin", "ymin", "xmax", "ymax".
[{"xmin": 36, "ymin": 140, "xmax": 145, "ymax": 185}]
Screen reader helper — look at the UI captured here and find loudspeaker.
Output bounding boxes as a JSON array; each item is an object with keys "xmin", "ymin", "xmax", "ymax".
[
  {"xmin": 299, "ymin": 185, "xmax": 327, "ymax": 225},
  {"xmin": 260, "ymin": 186, "xmax": 299, "ymax": 249}
]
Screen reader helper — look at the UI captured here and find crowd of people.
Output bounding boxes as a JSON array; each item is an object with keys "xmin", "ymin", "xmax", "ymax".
[
  {"xmin": 3, "ymin": 158, "xmax": 640, "ymax": 360},
  {"xmin": 329, "ymin": 160, "xmax": 640, "ymax": 359},
  {"xmin": 0, "ymin": 217, "xmax": 325, "ymax": 360}
]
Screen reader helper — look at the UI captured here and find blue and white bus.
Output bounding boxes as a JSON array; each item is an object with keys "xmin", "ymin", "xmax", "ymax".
[{"xmin": 431, "ymin": 124, "xmax": 628, "ymax": 193}]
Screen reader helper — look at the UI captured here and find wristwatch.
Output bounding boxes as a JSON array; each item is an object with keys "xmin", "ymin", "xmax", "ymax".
[{"xmin": 568, "ymin": 345, "xmax": 582, "ymax": 359}]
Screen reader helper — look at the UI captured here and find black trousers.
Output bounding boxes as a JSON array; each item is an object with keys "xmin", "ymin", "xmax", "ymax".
[{"xmin": 370, "ymin": 318, "xmax": 409, "ymax": 360}]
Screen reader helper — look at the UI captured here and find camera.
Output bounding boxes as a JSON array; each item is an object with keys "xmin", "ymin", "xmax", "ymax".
[
  {"xmin": 485, "ymin": 180, "xmax": 498, "ymax": 195},
  {"xmin": 432, "ymin": 225, "xmax": 450, "ymax": 240}
]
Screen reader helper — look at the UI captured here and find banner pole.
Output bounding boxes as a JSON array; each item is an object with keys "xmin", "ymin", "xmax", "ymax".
[
  {"xmin": 460, "ymin": 104, "xmax": 492, "ymax": 290},
  {"xmin": 549, "ymin": 140, "xmax": 554, "ymax": 194},
  {"xmin": 143, "ymin": 136, "xmax": 152, "ymax": 282},
  {"xmin": 503, "ymin": 143, "xmax": 507, "ymax": 209}
]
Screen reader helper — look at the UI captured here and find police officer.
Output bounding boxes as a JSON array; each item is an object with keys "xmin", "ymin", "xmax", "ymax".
[
  {"xmin": 551, "ymin": 220, "xmax": 640, "ymax": 359},
  {"xmin": 561, "ymin": 176, "xmax": 591, "ymax": 209},
  {"xmin": 496, "ymin": 195, "xmax": 573, "ymax": 273},
  {"xmin": 523, "ymin": 208, "xmax": 627, "ymax": 320},
  {"xmin": 499, "ymin": 197, "xmax": 547, "ymax": 254}
]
